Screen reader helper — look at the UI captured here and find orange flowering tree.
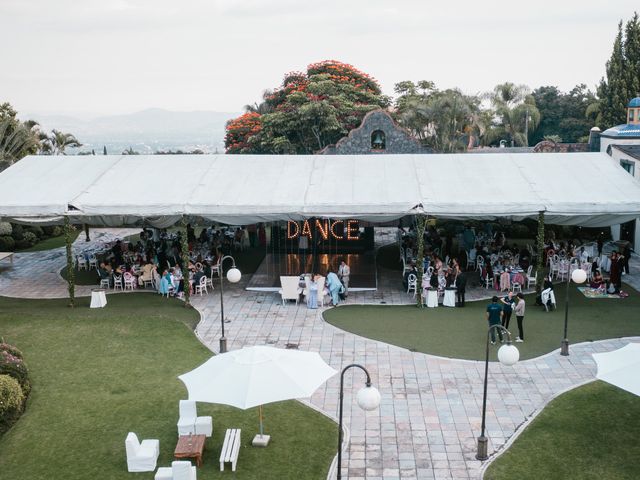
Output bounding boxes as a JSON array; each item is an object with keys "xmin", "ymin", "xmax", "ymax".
[{"xmin": 225, "ymin": 60, "xmax": 389, "ymax": 154}]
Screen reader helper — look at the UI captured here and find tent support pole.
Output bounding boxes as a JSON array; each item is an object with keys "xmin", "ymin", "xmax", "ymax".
[
  {"xmin": 535, "ymin": 211, "xmax": 545, "ymax": 295},
  {"xmin": 415, "ymin": 214, "xmax": 427, "ymax": 307},
  {"xmin": 64, "ymin": 216, "xmax": 75, "ymax": 308},
  {"xmin": 181, "ymin": 216, "xmax": 191, "ymax": 307},
  {"xmin": 84, "ymin": 223, "xmax": 90, "ymax": 242}
]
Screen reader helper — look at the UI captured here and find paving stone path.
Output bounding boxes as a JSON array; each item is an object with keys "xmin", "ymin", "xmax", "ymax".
[{"xmin": 1, "ymin": 230, "xmax": 638, "ymax": 480}]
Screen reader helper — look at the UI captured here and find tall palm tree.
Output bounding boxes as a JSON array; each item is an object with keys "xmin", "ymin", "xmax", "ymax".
[
  {"xmin": 486, "ymin": 83, "xmax": 540, "ymax": 147},
  {"xmin": 47, "ymin": 129, "xmax": 82, "ymax": 155}
]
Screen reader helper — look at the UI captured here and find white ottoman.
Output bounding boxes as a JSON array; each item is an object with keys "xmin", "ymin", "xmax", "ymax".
[
  {"xmin": 154, "ymin": 467, "xmax": 173, "ymax": 480},
  {"xmin": 195, "ymin": 416, "xmax": 213, "ymax": 437}
]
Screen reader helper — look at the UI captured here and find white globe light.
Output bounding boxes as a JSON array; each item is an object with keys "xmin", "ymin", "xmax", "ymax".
[
  {"xmin": 356, "ymin": 385, "xmax": 381, "ymax": 411},
  {"xmin": 571, "ymin": 268, "xmax": 587, "ymax": 284},
  {"xmin": 497, "ymin": 344, "xmax": 519, "ymax": 366},
  {"xmin": 226, "ymin": 267, "xmax": 241, "ymax": 283}
]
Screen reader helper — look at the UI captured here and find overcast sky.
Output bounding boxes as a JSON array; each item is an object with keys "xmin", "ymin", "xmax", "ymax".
[{"xmin": 1, "ymin": 0, "xmax": 638, "ymax": 117}]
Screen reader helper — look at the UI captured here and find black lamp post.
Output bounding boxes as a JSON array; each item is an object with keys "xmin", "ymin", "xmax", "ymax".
[
  {"xmin": 476, "ymin": 325, "xmax": 519, "ymax": 461},
  {"xmin": 218, "ymin": 255, "xmax": 241, "ymax": 353},
  {"xmin": 560, "ymin": 261, "xmax": 587, "ymax": 356},
  {"xmin": 337, "ymin": 364, "xmax": 381, "ymax": 480}
]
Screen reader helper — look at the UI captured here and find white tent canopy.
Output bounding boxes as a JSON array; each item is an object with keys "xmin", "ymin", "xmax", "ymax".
[{"xmin": 0, "ymin": 152, "xmax": 639, "ymax": 227}]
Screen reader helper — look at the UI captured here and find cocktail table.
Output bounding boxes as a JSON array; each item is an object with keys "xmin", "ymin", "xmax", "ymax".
[{"xmin": 174, "ymin": 434, "xmax": 206, "ymax": 467}]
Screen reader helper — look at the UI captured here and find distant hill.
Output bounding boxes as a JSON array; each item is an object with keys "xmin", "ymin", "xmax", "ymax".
[{"xmin": 22, "ymin": 108, "xmax": 240, "ymax": 154}]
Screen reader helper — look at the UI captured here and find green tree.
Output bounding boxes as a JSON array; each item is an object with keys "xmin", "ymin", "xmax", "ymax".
[
  {"xmin": 531, "ymin": 84, "xmax": 596, "ymax": 144},
  {"xmin": 486, "ymin": 82, "xmax": 540, "ymax": 147},
  {"xmin": 225, "ymin": 61, "xmax": 390, "ymax": 154},
  {"xmin": 597, "ymin": 12, "xmax": 640, "ymax": 128},
  {"xmin": 394, "ymin": 81, "xmax": 488, "ymax": 152},
  {"xmin": 44, "ymin": 129, "xmax": 82, "ymax": 155},
  {"xmin": 0, "ymin": 103, "xmax": 39, "ymax": 172}
]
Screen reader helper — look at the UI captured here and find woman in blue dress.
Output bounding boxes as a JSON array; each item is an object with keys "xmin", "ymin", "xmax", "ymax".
[{"xmin": 307, "ymin": 274, "xmax": 318, "ymax": 309}]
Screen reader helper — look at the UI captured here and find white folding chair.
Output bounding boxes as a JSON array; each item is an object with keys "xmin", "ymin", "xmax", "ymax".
[
  {"xmin": 406, "ymin": 273, "xmax": 417, "ymax": 297},
  {"xmin": 195, "ymin": 276, "xmax": 208, "ymax": 296},
  {"xmin": 113, "ymin": 274, "xmax": 124, "ymax": 291},
  {"xmin": 124, "ymin": 272, "xmax": 136, "ymax": 290}
]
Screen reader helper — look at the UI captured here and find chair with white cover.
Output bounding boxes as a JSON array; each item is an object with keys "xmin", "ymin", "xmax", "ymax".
[
  {"xmin": 314, "ymin": 275, "xmax": 326, "ymax": 307},
  {"xmin": 154, "ymin": 460, "xmax": 197, "ymax": 480},
  {"xmin": 466, "ymin": 249, "xmax": 477, "ymax": 270},
  {"xmin": 278, "ymin": 276, "xmax": 302, "ymax": 306},
  {"xmin": 195, "ymin": 275, "xmax": 208, "ymax": 296},
  {"xmin": 406, "ymin": 273, "xmax": 417, "ymax": 297},
  {"xmin": 177, "ymin": 400, "xmax": 213, "ymax": 437},
  {"xmin": 526, "ymin": 265, "xmax": 537, "ymax": 289},
  {"xmin": 125, "ymin": 431, "xmax": 159, "ymax": 472},
  {"xmin": 123, "ymin": 272, "xmax": 136, "ymax": 290},
  {"xmin": 113, "ymin": 274, "xmax": 124, "ymax": 291}
]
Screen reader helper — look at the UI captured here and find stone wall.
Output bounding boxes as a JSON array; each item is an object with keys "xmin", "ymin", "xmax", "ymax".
[{"xmin": 319, "ymin": 110, "xmax": 431, "ymax": 154}]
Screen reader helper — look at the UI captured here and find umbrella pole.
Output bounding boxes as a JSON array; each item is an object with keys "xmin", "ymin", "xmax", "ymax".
[
  {"xmin": 259, "ymin": 405, "xmax": 264, "ymax": 436},
  {"xmin": 253, "ymin": 404, "xmax": 270, "ymax": 447}
]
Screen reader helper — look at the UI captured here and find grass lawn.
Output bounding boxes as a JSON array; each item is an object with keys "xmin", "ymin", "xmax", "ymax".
[
  {"xmin": 484, "ymin": 381, "xmax": 640, "ymax": 480},
  {"xmin": 324, "ymin": 285, "xmax": 640, "ymax": 361},
  {"xmin": 0, "ymin": 294, "xmax": 335, "ymax": 480},
  {"xmin": 17, "ymin": 229, "xmax": 81, "ymax": 252}
]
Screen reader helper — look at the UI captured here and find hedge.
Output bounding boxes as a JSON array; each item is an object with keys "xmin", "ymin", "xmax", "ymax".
[{"xmin": 0, "ymin": 351, "xmax": 31, "ymax": 397}]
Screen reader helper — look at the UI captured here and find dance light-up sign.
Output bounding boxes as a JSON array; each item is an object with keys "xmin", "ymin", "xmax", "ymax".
[{"xmin": 287, "ymin": 219, "xmax": 360, "ymax": 241}]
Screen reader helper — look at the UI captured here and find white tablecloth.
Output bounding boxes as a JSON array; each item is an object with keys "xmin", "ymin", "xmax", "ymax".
[
  {"xmin": 443, "ymin": 289, "xmax": 456, "ymax": 307},
  {"xmin": 90, "ymin": 289, "xmax": 107, "ymax": 308},
  {"xmin": 426, "ymin": 290, "xmax": 438, "ymax": 308}
]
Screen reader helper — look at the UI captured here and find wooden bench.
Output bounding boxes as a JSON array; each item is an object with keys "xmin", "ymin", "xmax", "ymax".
[{"xmin": 219, "ymin": 428, "xmax": 241, "ymax": 472}]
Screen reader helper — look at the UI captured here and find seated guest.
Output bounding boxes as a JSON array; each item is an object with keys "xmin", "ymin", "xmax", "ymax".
[{"xmin": 590, "ymin": 270, "xmax": 604, "ymax": 289}]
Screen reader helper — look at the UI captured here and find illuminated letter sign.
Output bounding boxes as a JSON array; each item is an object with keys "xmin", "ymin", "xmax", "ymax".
[{"xmin": 286, "ymin": 219, "xmax": 359, "ymax": 240}]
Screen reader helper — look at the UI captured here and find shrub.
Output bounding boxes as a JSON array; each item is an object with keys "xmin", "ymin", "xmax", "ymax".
[
  {"xmin": 52, "ymin": 225, "xmax": 63, "ymax": 237},
  {"xmin": 0, "ymin": 236, "xmax": 15, "ymax": 251},
  {"xmin": 0, "ymin": 351, "xmax": 30, "ymax": 397},
  {"xmin": 10, "ymin": 224, "xmax": 23, "ymax": 241},
  {"xmin": 21, "ymin": 231, "xmax": 37, "ymax": 247},
  {"xmin": 0, "ymin": 222, "xmax": 12, "ymax": 236},
  {"xmin": 0, "ymin": 343, "xmax": 23, "ymax": 360},
  {"xmin": 25, "ymin": 226, "xmax": 44, "ymax": 239},
  {"xmin": 0, "ymin": 374, "xmax": 24, "ymax": 435}
]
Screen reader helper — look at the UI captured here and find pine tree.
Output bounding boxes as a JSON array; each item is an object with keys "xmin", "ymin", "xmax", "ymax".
[{"xmin": 598, "ymin": 13, "xmax": 640, "ymax": 128}]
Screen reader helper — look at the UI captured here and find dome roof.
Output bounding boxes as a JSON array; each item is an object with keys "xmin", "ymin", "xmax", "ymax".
[
  {"xmin": 629, "ymin": 97, "xmax": 640, "ymax": 108},
  {"xmin": 601, "ymin": 123, "xmax": 640, "ymax": 138}
]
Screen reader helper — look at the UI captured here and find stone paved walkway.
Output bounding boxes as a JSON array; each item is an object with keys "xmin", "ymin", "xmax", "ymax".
[{"xmin": 1, "ymin": 231, "xmax": 639, "ymax": 480}]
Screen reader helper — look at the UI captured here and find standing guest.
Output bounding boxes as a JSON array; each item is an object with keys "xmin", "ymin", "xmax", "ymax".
[
  {"xmin": 326, "ymin": 270, "xmax": 343, "ymax": 306},
  {"xmin": 597, "ymin": 235, "xmax": 604, "ymax": 257},
  {"xmin": 609, "ymin": 251, "xmax": 623, "ymax": 293},
  {"xmin": 338, "ymin": 259, "xmax": 351, "ymax": 297},
  {"xmin": 455, "ymin": 270, "xmax": 467, "ymax": 307},
  {"xmin": 486, "ymin": 296, "xmax": 503, "ymax": 344},
  {"xmin": 500, "ymin": 291, "xmax": 515, "ymax": 329},
  {"xmin": 514, "ymin": 293, "xmax": 525, "ymax": 342},
  {"xmin": 307, "ymin": 274, "xmax": 318, "ymax": 309},
  {"xmin": 622, "ymin": 243, "xmax": 631, "ymax": 275}
]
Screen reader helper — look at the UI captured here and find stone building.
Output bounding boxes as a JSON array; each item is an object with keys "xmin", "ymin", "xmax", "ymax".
[{"xmin": 318, "ymin": 110, "xmax": 432, "ymax": 155}]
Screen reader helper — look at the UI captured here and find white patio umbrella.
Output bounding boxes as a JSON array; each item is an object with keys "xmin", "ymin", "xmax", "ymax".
[
  {"xmin": 178, "ymin": 345, "xmax": 337, "ymax": 444},
  {"xmin": 592, "ymin": 343, "xmax": 640, "ymax": 396}
]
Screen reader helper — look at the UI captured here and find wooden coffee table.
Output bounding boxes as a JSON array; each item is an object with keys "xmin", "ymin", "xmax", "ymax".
[{"xmin": 174, "ymin": 434, "xmax": 206, "ymax": 467}]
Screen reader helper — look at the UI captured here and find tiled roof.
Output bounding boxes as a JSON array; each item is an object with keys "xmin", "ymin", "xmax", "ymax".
[
  {"xmin": 601, "ymin": 123, "xmax": 640, "ymax": 138},
  {"xmin": 628, "ymin": 97, "xmax": 640, "ymax": 108}
]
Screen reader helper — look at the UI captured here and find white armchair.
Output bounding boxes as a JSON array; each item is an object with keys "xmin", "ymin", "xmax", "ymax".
[
  {"xmin": 125, "ymin": 432, "xmax": 159, "ymax": 472},
  {"xmin": 177, "ymin": 400, "xmax": 213, "ymax": 437},
  {"xmin": 278, "ymin": 276, "xmax": 302, "ymax": 305},
  {"xmin": 155, "ymin": 461, "xmax": 197, "ymax": 480}
]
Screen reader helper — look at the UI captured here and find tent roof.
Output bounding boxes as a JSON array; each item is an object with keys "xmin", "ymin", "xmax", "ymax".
[{"xmin": 0, "ymin": 152, "xmax": 639, "ymax": 227}]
